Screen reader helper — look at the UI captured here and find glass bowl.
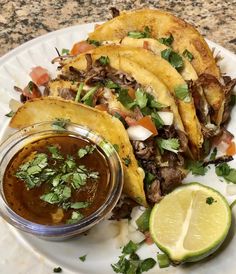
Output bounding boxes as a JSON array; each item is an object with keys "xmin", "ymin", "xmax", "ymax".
[{"xmin": 0, "ymin": 121, "xmax": 123, "ymax": 240}]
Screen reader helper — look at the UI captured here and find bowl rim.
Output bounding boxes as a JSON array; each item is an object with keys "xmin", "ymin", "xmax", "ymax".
[{"xmin": 0, "ymin": 121, "xmax": 124, "ymax": 238}]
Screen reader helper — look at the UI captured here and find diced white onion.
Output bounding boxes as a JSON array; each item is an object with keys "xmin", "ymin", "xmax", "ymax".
[
  {"xmin": 115, "ymin": 219, "xmax": 129, "ymax": 248},
  {"xmin": 157, "ymin": 111, "xmax": 173, "ymax": 125},
  {"xmin": 226, "ymin": 184, "xmax": 236, "ymax": 196},
  {"xmin": 127, "ymin": 125, "xmax": 153, "ymax": 141},
  {"xmin": 129, "ymin": 206, "xmax": 146, "ymax": 230},
  {"xmin": 128, "ymin": 228, "xmax": 146, "ymax": 243}
]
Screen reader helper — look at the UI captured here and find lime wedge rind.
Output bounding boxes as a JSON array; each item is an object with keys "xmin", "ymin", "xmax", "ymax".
[{"xmin": 150, "ymin": 182, "xmax": 231, "ymax": 263}]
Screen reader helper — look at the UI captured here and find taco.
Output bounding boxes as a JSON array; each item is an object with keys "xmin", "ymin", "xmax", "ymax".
[
  {"xmin": 60, "ymin": 45, "xmax": 203, "ymax": 159},
  {"xmin": 88, "ymin": 9, "xmax": 225, "ymax": 125},
  {"xmin": 10, "ymin": 97, "xmax": 148, "ymax": 206},
  {"xmin": 43, "ymin": 48, "xmax": 191, "ymax": 204}
]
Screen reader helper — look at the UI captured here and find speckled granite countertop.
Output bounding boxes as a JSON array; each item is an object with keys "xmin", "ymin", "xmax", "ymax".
[{"xmin": 0, "ymin": 0, "xmax": 236, "ymax": 57}]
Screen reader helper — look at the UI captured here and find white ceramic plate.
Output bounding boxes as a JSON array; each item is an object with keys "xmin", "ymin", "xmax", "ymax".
[{"xmin": 0, "ymin": 23, "xmax": 236, "ymax": 274}]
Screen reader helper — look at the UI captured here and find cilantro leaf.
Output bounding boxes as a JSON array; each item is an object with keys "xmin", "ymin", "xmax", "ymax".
[
  {"xmin": 78, "ymin": 145, "xmax": 96, "ymax": 158},
  {"xmin": 98, "ymin": 56, "xmax": 110, "ymax": 66},
  {"xmin": 174, "ymin": 84, "xmax": 191, "ymax": 102},
  {"xmin": 122, "ymin": 156, "xmax": 131, "ymax": 167},
  {"xmin": 140, "ymin": 258, "xmax": 156, "ymax": 272},
  {"xmin": 52, "ymin": 118, "xmax": 70, "ymax": 130},
  {"xmin": 67, "ymin": 211, "xmax": 84, "ymax": 224},
  {"xmin": 183, "ymin": 49, "xmax": 194, "ymax": 62},
  {"xmin": 79, "ymin": 254, "xmax": 87, "ymax": 262},
  {"xmin": 136, "ymin": 208, "xmax": 151, "ymax": 232},
  {"xmin": 151, "ymin": 112, "xmax": 164, "ymax": 129},
  {"xmin": 206, "ymin": 196, "xmax": 216, "ymax": 205},
  {"xmin": 158, "ymin": 34, "xmax": 174, "ymax": 47},
  {"xmin": 187, "ymin": 161, "xmax": 207, "ymax": 176},
  {"xmin": 157, "ymin": 138, "xmax": 180, "ymax": 154},
  {"xmin": 127, "ymin": 26, "xmax": 151, "ymax": 39},
  {"xmin": 216, "ymin": 163, "xmax": 236, "ymax": 183},
  {"xmin": 61, "ymin": 48, "xmax": 70, "ymax": 55},
  {"xmin": 117, "ymin": 89, "xmax": 135, "ymax": 109},
  {"xmin": 75, "ymin": 82, "xmax": 84, "ymax": 102},
  {"xmin": 122, "ymin": 240, "xmax": 139, "ymax": 255},
  {"xmin": 87, "ymin": 39, "xmax": 101, "ymax": 46},
  {"xmin": 161, "ymin": 49, "xmax": 184, "ymax": 71},
  {"xmin": 5, "ymin": 110, "xmax": 15, "ymax": 117},
  {"xmin": 209, "ymin": 147, "xmax": 217, "ymax": 161},
  {"xmin": 53, "ymin": 267, "xmax": 62, "ymax": 273},
  {"xmin": 105, "ymin": 80, "xmax": 120, "ymax": 90},
  {"xmin": 48, "ymin": 145, "xmax": 64, "ymax": 160},
  {"xmin": 135, "ymin": 88, "xmax": 148, "ymax": 109}
]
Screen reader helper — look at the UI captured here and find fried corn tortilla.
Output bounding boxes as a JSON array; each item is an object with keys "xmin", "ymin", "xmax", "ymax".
[
  {"xmin": 10, "ymin": 97, "xmax": 147, "ymax": 206},
  {"xmin": 89, "ymin": 9, "xmax": 225, "ymax": 125},
  {"xmin": 62, "ymin": 45, "xmax": 202, "ymax": 158}
]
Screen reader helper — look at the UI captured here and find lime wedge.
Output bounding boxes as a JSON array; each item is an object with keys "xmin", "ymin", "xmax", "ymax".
[{"xmin": 150, "ymin": 183, "xmax": 231, "ymax": 263}]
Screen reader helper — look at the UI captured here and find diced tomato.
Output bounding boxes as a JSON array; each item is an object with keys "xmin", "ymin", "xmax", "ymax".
[
  {"xmin": 226, "ymin": 141, "xmax": 236, "ymax": 156},
  {"xmin": 70, "ymin": 41, "xmax": 95, "ymax": 56},
  {"xmin": 136, "ymin": 116, "xmax": 158, "ymax": 136},
  {"xmin": 95, "ymin": 104, "xmax": 108, "ymax": 111},
  {"xmin": 127, "ymin": 87, "xmax": 136, "ymax": 100},
  {"xmin": 144, "ymin": 231, "xmax": 154, "ymax": 245},
  {"xmin": 125, "ymin": 116, "xmax": 137, "ymax": 126},
  {"xmin": 29, "ymin": 66, "xmax": 50, "ymax": 86},
  {"xmin": 143, "ymin": 41, "xmax": 149, "ymax": 50},
  {"xmin": 22, "ymin": 81, "xmax": 41, "ymax": 98}
]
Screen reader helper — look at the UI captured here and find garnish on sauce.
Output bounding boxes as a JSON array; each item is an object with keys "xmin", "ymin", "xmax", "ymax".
[{"xmin": 3, "ymin": 135, "xmax": 110, "ymax": 225}]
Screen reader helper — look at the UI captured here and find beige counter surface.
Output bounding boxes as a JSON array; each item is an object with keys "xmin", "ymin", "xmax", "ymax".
[{"xmin": 0, "ymin": 0, "xmax": 236, "ymax": 57}]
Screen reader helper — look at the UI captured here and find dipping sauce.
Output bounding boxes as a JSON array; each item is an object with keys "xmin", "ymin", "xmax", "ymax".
[{"xmin": 3, "ymin": 135, "xmax": 110, "ymax": 225}]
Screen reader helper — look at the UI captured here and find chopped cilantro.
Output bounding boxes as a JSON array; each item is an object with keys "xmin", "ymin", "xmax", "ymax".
[
  {"xmin": 5, "ymin": 110, "xmax": 15, "ymax": 117},
  {"xmin": 52, "ymin": 118, "xmax": 70, "ymax": 130},
  {"xmin": 157, "ymin": 253, "xmax": 170, "ymax": 268},
  {"xmin": 174, "ymin": 84, "xmax": 191, "ymax": 103},
  {"xmin": 144, "ymin": 172, "xmax": 156, "ymax": 185},
  {"xmin": 216, "ymin": 163, "xmax": 236, "ymax": 183},
  {"xmin": 53, "ymin": 266, "xmax": 62, "ymax": 273},
  {"xmin": 157, "ymin": 138, "xmax": 180, "ymax": 154},
  {"xmin": 123, "ymin": 156, "xmax": 131, "ymax": 167},
  {"xmin": 98, "ymin": 56, "xmax": 110, "ymax": 66},
  {"xmin": 78, "ymin": 145, "xmax": 96, "ymax": 158},
  {"xmin": 140, "ymin": 258, "xmax": 156, "ymax": 272},
  {"xmin": 122, "ymin": 240, "xmax": 139, "ymax": 255},
  {"xmin": 67, "ymin": 211, "xmax": 84, "ymax": 224},
  {"xmin": 105, "ymin": 80, "xmax": 120, "ymax": 90},
  {"xmin": 127, "ymin": 26, "xmax": 151, "ymax": 39},
  {"xmin": 79, "ymin": 254, "xmax": 87, "ymax": 262},
  {"xmin": 209, "ymin": 147, "xmax": 217, "ymax": 161},
  {"xmin": 206, "ymin": 196, "xmax": 216, "ymax": 205},
  {"xmin": 151, "ymin": 112, "xmax": 164, "ymax": 129},
  {"xmin": 161, "ymin": 49, "xmax": 184, "ymax": 71},
  {"xmin": 117, "ymin": 89, "xmax": 135, "ymax": 109},
  {"xmin": 70, "ymin": 202, "xmax": 90, "ymax": 209},
  {"xmin": 158, "ymin": 34, "xmax": 174, "ymax": 47},
  {"xmin": 187, "ymin": 161, "xmax": 207, "ymax": 176},
  {"xmin": 87, "ymin": 38, "xmax": 101, "ymax": 46},
  {"xmin": 135, "ymin": 88, "xmax": 148, "ymax": 109},
  {"xmin": 61, "ymin": 48, "xmax": 70, "ymax": 55},
  {"xmin": 230, "ymin": 94, "xmax": 236, "ymax": 107},
  {"xmin": 111, "ymin": 240, "xmax": 156, "ymax": 274},
  {"xmin": 183, "ymin": 49, "xmax": 194, "ymax": 62},
  {"xmin": 113, "ymin": 144, "xmax": 119, "ymax": 152},
  {"xmin": 48, "ymin": 145, "xmax": 64, "ymax": 160}
]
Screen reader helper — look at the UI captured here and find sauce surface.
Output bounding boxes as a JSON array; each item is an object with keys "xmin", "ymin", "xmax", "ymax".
[{"xmin": 3, "ymin": 135, "xmax": 110, "ymax": 225}]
